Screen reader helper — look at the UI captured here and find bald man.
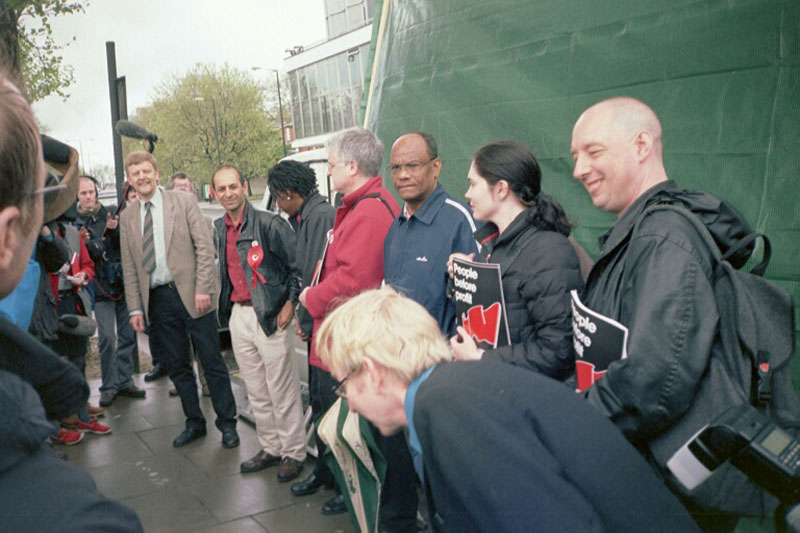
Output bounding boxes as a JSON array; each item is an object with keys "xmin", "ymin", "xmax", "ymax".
[{"xmin": 570, "ymin": 97, "xmax": 759, "ymax": 529}]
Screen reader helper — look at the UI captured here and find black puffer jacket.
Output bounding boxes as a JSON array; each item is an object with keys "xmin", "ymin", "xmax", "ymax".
[
  {"xmin": 215, "ymin": 201, "xmax": 302, "ymax": 337},
  {"xmin": 474, "ymin": 208, "xmax": 584, "ymax": 379},
  {"xmin": 580, "ymin": 180, "xmax": 753, "ymax": 443}
]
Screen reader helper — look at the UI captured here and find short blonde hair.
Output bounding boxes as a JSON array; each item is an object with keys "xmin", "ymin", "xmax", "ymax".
[
  {"xmin": 124, "ymin": 150, "xmax": 158, "ymax": 174},
  {"xmin": 316, "ymin": 287, "xmax": 452, "ymax": 384}
]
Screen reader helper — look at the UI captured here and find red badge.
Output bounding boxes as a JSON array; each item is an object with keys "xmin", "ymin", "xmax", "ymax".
[{"xmin": 247, "ymin": 240, "xmax": 266, "ymax": 288}]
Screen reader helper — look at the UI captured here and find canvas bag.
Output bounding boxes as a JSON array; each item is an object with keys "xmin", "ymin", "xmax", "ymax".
[{"xmin": 639, "ymin": 204, "xmax": 800, "ymax": 515}]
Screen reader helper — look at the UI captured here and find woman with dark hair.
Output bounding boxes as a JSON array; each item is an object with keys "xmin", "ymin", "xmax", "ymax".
[{"xmin": 450, "ymin": 140, "xmax": 583, "ymax": 379}]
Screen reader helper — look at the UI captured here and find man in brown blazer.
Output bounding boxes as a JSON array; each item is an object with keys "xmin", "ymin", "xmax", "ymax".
[{"xmin": 120, "ymin": 151, "xmax": 238, "ymax": 449}]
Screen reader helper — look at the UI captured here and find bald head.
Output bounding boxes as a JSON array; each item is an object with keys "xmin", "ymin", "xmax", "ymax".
[
  {"xmin": 570, "ymin": 97, "xmax": 669, "ymax": 217},
  {"xmin": 579, "ymin": 97, "xmax": 663, "ymax": 156}
]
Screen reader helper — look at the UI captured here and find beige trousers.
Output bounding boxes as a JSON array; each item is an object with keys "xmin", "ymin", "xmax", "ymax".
[{"xmin": 229, "ymin": 304, "xmax": 306, "ymax": 461}]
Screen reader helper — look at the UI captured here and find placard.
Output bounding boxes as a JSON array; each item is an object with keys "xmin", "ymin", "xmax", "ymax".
[{"xmin": 452, "ymin": 257, "xmax": 511, "ymax": 349}]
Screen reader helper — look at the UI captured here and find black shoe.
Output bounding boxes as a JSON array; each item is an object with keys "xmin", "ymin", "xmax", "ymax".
[
  {"xmin": 117, "ymin": 384, "xmax": 146, "ymax": 398},
  {"xmin": 144, "ymin": 363, "xmax": 167, "ymax": 382},
  {"xmin": 99, "ymin": 390, "xmax": 116, "ymax": 407},
  {"xmin": 172, "ymin": 427, "xmax": 206, "ymax": 447},
  {"xmin": 292, "ymin": 474, "xmax": 328, "ymax": 496},
  {"xmin": 321, "ymin": 494, "xmax": 347, "ymax": 515},
  {"xmin": 221, "ymin": 428, "xmax": 240, "ymax": 449}
]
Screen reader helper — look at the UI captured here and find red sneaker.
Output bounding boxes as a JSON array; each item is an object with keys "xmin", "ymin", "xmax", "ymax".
[
  {"xmin": 75, "ymin": 418, "xmax": 112, "ymax": 435},
  {"xmin": 50, "ymin": 428, "xmax": 84, "ymax": 445}
]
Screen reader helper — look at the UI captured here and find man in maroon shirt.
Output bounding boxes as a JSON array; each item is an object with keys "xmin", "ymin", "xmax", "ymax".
[{"xmin": 212, "ymin": 165, "xmax": 306, "ymax": 482}]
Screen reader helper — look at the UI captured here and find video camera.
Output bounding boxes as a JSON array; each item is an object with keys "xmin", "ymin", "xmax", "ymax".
[{"xmin": 668, "ymin": 404, "xmax": 800, "ymax": 528}]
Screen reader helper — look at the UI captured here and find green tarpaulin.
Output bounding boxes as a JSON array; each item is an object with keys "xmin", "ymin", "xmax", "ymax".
[{"xmin": 362, "ymin": 0, "xmax": 799, "ymax": 333}]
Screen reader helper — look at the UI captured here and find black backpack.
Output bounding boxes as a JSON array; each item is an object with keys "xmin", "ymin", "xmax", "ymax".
[{"xmin": 641, "ymin": 204, "xmax": 800, "ymax": 515}]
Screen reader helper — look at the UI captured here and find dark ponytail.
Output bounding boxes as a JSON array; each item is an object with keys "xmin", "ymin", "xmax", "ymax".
[{"xmin": 473, "ymin": 140, "xmax": 572, "ymax": 236}]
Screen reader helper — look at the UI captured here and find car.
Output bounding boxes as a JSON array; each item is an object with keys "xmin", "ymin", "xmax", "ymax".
[{"xmin": 260, "ymin": 147, "xmax": 334, "ymax": 213}]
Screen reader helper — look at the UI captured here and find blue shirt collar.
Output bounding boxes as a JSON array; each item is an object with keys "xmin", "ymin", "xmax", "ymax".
[
  {"xmin": 400, "ymin": 183, "xmax": 447, "ymax": 226},
  {"xmin": 404, "ymin": 364, "xmax": 437, "ymax": 484}
]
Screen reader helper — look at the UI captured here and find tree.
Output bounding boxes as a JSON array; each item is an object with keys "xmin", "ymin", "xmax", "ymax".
[
  {"xmin": 127, "ymin": 63, "xmax": 285, "ymax": 188},
  {"xmin": 0, "ymin": 0, "xmax": 87, "ymax": 101}
]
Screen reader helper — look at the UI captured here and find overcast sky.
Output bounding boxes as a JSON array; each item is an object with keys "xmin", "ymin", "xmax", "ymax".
[{"xmin": 32, "ymin": 0, "xmax": 327, "ymax": 174}]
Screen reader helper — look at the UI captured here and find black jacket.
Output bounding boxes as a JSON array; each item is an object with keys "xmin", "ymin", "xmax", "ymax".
[
  {"xmin": 0, "ymin": 314, "xmax": 88, "ymax": 422},
  {"xmin": 0, "ymin": 369, "xmax": 142, "ymax": 531},
  {"xmin": 215, "ymin": 201, "xmax": 302, "ymax": 336},
  {"xmin": 413, "ymin": 360, "xmax": 699, "ymax": 532},
  {"xmin": 294, "ymin": 192, "xmax": 335, "ymax": 337},
  {"xmin": 75, "ymin": 203, "xmax": 123, "ymax": 300},
  {"xmin": 580, "ymin": 180, "xmax": 753, "ymax": 443},
  {"xmin": 474, "ymin": 209, "xmax": 583, "ymax": 379},
  {"xmin": 29, "ymin": 231, "xmax": 71, "ymax": 343}
]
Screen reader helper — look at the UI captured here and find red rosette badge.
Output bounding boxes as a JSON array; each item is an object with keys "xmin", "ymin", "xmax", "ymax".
[{"xmin": 247, "ymin": 240, "xmax": 267, "ymax": 288}]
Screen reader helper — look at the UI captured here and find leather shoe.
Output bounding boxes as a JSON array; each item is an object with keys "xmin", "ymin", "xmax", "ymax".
[
  {"xmin": 99, "ymin": 390, "xmax": 116, "ymax": 407},
  {"xmin": 321, "ymin": 494, "xmax": 347, "ymax": 515},
  {"xmin": 240, "ymin": 450, "xmax": 281, "ymax": 473},
  {"xmin": 291, "ymin": 474, "xmax": 328, "ymax": 496},
  {"xmin": 144, "ymin": 363, "xmax": 167, "ymax": 382},
  {"xmin": 172, "ymin": 427, "xmax": 206, "ymax": 447},
  {"xmin": 117, "ymin": 384, "xmax": 146, "ymax": 398},
  {"xmin": 221, "ymin": 428, "xmax": 240, "ymax": 449},
  {"xmin": 277, "ymin": 457, "xmax": 303, "ymax": 482}
]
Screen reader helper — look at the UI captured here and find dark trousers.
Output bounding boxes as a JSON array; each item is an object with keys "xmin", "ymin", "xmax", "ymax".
[
  {"xmin": 371, "ymin": 425, "xmax": 418, "ymax": 533},
  {"xmin": 148, "ymin": 283, "xmax": 236, "ymax": 432},
  {"xmin": 309, "ymin": 364, "xmax": 340, "ymax": 495},
  {"xmin": 53, "ymin": 292, "xmax": 88, "ymax": 374}
]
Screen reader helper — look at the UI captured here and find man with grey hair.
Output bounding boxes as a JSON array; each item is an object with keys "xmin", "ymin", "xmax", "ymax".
[{"xmin": 297, "ymin": 127, "xmax": 399, "ymax": 516}]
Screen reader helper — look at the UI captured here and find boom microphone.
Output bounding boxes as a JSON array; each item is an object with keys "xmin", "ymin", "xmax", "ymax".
[
  {"xmin": 41, "ymin": 135, "xmax": 73, "ymax": 165},
  {"xmin": 115, "ymin": 119, "xmax": 158, "ymax": 142}
]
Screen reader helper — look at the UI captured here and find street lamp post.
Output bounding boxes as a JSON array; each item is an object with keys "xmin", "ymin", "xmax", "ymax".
[
  {"xmin": 252, "ymin": 66, "xmax": 287, "ymax": 156},
  {"xmin": 194, "ymin": 96, "xmax": 222, "ymax": 166}
]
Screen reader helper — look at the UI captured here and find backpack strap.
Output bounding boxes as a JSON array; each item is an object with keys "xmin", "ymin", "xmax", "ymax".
[
  {"xmin": 636, "ymin": 204, "xmax": 776, "ymax": 411},
  {"xmin": 721, "ymin": 232, "xmax": 771, "ymax": 277},
  {"xmin": 351, "ymin": 192, "xmax": 397, "ymax": 218}
]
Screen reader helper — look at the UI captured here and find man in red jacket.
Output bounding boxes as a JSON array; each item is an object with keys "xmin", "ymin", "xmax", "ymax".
[{"xmin": 298, "ymin": 128, "xmax": 399, "ymax": 518}]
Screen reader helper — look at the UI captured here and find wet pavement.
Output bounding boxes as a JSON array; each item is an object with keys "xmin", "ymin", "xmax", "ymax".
[{"xmin": 67, "ymin": 373, "xmax": 353, "ymax": 533}]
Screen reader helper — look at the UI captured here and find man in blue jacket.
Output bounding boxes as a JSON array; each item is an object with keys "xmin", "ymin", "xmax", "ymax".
[{"xmin": 380, "ymin": 132, "xmax": 478, "ymax": 531}]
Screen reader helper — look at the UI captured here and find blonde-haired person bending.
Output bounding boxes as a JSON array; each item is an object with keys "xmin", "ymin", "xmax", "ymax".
[{"xmin": 317, "ymin": 286, "xmax": 698, "ymax": 533}]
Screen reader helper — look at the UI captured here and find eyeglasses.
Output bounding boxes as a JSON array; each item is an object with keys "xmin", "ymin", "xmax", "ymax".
[
  {"xmin": 331, "ymin": 365, "xmax": 360, "ymax": 398},
  {"xmin": 31, "ymin": 184, "xmax": 67, "ymax": 198},
  {"xmin": 390, "ymin": 158, "xmax": 436, "ymax": 176}
]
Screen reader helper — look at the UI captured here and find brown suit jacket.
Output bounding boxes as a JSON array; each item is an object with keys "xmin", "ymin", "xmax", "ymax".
[{"xmin": 120, "ymin": 190, "xmax": 218, "ymax": 323}]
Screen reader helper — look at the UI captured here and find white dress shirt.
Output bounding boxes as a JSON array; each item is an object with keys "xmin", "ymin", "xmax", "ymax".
[{"xmin": 140, "ymin": 188, "xmax": 174, "ymax": 288}]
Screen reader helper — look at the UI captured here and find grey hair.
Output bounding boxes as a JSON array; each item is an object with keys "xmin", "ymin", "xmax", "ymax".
[{"xmin": 327, "ymin": 128, "xmax": 384, "ymax": 177}]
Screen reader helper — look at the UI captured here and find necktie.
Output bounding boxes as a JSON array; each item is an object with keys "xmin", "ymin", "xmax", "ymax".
[{"xmin": 142, "ymin": 201, "xmax": 155, "ymax": 274}]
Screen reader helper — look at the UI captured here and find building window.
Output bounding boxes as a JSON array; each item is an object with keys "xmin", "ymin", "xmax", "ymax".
[{"xmin": 325, "ymin": 0, "xmax": 375, "ymax": 39}]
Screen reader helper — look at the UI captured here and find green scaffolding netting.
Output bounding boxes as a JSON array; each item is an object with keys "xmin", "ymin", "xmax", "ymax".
[{"xmin": 361, "ymin": 0, "xmax": 800, "ymax": 334}]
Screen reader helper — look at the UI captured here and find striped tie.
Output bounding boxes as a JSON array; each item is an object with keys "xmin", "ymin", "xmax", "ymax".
[{"xmin": 142, "ymin": 201, "xmax": 155, "ymax": 274}]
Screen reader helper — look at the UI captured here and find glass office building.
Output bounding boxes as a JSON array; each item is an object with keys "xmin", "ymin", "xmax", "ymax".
[{"xmin": 285, "ymin": 0, "xmax": 376, "ymax": 147}]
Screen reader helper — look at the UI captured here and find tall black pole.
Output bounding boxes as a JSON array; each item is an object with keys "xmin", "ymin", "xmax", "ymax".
[
  {"xmin": 106, "ymin": 41, "xmax": 124, "ymax": 204},
  {"xmin": 274, "ymin": 70, "xmax": 287, "ymax": 156}
]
